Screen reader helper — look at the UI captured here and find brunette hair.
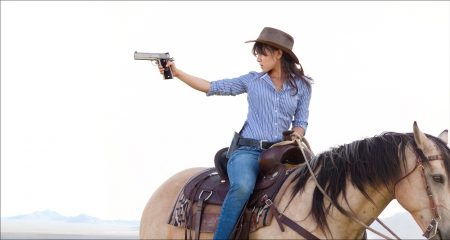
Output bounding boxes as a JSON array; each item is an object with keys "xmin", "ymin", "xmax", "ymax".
[{"xmin": 251, "ymin": 42, "xmax": 313, "ymax": 95}]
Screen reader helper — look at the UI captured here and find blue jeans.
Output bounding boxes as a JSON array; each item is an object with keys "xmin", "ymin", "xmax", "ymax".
[{"xmin": 213, "ymin": 145, "xmax": 263, "ymax": 240}]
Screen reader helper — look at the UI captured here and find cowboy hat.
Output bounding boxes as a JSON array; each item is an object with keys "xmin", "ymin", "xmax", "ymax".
[{"xmin": 245, "ymin": 27, "xmax": 299, "ymax": 64}]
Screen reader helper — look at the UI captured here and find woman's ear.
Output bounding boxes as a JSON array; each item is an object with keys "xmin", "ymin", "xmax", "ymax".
[{"xmin": 276, "ymin": 49, "xmax": 283, "ymax": 60}]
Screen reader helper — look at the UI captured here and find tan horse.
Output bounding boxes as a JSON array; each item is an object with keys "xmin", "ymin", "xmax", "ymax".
[{"xmin": 140, "ymin": 122, "xmax": 450, "ymax": 239}]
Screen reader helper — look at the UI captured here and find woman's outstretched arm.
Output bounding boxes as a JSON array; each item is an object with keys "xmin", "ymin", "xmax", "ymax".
[{"xmin": 158, "ymin": 61, "xmax": 211, "ymax": 93}]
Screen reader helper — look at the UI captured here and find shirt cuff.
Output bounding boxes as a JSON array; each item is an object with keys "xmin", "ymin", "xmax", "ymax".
[
  {"xmin": 206, "ymin": 81, "xmax": 217, "ymax": 96},
  {"xmin": 292, "ymin": 122, "xmax": 308, "ymax": 134}
]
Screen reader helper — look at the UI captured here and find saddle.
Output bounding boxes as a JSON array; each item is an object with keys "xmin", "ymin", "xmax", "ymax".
[
  {"xmin": 175, "ymin": 131, "xmax": 313, "ymax": 239},
  {"xmin": 179, "ymin": 166, "xmax": 296, "ymax": 240}
]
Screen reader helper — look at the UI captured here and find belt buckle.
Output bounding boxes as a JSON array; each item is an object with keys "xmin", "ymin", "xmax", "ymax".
[{"xmin": 260, "ymin": 140, "xmax": 268, "ymax": 150}]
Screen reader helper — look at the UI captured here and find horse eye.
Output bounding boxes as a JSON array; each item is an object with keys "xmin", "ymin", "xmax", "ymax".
[{"xmin": 432, "ymin": 175, "xmax": 444, "ymax": 183}]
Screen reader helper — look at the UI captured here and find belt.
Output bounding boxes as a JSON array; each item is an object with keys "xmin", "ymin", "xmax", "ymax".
[{"xmin": 238, "ymin": 138, "xmax": 276, "ymax": 150}]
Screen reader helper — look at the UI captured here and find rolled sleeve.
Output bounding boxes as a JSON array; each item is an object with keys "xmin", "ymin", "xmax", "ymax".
[
  {"xmin": 206, "ymin": 81, "xmax": 220, "ymax": 96},
  {"xmin": 292, "ymin": 79, "xmax": 312, "ymax": 133},
  {"xmin": 206, "ymin": 71, "xmax": 259, "ymax": 96}
]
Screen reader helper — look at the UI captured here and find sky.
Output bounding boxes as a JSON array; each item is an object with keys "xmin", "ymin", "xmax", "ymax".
[{"xmin": 1, "ymin": 1, "xmax": 449, "ymax": 222}]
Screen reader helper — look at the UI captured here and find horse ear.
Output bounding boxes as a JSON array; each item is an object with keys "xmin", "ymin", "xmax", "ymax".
[
  {"xmin": 438, "ymin": 129, "xmax": 448, "ymax": 144},
  {"xmin": 413, "ymin": 121, "xmax": 434, "ymax": 152}
]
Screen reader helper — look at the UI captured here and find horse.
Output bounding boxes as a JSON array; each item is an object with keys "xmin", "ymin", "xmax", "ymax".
[{"xmin": 140, "ymin": 122, "xmax": 450, "ymax": 239}]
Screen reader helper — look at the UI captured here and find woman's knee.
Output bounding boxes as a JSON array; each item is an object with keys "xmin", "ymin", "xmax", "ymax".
[{"xmin": 230, "ymin": 181, "xmax": 255, "ymax": 197}]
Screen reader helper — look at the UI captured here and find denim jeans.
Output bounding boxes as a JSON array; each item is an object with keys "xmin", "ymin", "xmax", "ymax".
[{"xmin": 213, "ymin": 145, "xmax": 263, "ymax": 240}]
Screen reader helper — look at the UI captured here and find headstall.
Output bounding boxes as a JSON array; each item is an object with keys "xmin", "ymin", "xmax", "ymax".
[{"xmin": 394, "ymin": 152, "xmax": 444, "ymax": 239}]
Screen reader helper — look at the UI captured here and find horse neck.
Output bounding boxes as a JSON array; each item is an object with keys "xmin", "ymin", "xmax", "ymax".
[{"xmin": 276, "ymin": 174, "xmax": 395, "ymax": 239}]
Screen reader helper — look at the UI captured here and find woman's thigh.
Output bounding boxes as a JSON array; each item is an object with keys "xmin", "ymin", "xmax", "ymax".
[{"xmin": 227, "ymin": 147, "xmax": 262, "ymax": 190}]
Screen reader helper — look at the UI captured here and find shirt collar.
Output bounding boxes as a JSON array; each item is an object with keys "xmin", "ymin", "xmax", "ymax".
[{"xmin": 260, "ymin": 72, "xmax": 291, "ymax": 92}]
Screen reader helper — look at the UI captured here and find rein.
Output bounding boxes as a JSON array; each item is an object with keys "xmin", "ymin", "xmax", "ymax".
[{"xmin": 393, "ymin": 152, "xmax": 444, "ymax": 239}]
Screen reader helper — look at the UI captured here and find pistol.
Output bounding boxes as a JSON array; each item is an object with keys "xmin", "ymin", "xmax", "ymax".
[{"xmin": 134, "ymin": 52, "xmax": 175, "ymax": 80}]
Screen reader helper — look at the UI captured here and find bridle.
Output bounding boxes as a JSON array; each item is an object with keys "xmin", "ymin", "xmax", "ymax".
[{"xmin": 393, "ymin": 152, "xmax": 444, "ymax": 239}]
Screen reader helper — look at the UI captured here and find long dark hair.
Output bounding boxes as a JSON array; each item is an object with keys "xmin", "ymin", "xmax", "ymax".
[
  {"xmin": 251, "ymin": 42, "xmax": 313, "ymax": 95},
  {"xmin": 289, "ymin": 132, "xmax": 450, "ymax": 237}
]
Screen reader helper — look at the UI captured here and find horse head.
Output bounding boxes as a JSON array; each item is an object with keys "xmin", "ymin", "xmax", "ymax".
[{"xmin": 394, "ymin": 122, "xmax": 450, "ymax": 239}]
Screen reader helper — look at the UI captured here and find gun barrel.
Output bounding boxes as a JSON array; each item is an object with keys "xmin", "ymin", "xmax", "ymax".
[{"xmin": 134, "ymin": 52, "xmax": 170, "ymax": 60}]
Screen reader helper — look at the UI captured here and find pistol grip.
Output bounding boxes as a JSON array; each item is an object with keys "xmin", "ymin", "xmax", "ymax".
[{"xmin": 160, "ymin": 59, "xmax": 173, "ymax": 80}]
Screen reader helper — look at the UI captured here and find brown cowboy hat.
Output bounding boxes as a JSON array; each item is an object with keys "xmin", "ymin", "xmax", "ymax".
[{"xmin": 245, "ymin": 27, "xmax": 299, "ymax": 64}]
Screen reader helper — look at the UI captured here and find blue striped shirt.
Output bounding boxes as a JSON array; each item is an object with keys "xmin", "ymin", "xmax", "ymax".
[{"xmin": 206, "ymin": 71, "xmax": 312, "ymax": 142}]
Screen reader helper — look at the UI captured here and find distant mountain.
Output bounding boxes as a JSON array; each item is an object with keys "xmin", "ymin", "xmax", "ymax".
[
  {"xmin": 1, "ymin": 210, "xmax": 139, "ymax": 238},
  {"xmin": 8, "ymin": 210, "xmax": 66, "ymax": 221},
  {"xmin": 2, "ymin": 210, "xmax": 139, "ymax": 225}
]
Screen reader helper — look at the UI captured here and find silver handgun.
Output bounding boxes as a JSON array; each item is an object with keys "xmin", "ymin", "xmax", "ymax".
[{"xmin": 134, "ymin": 52, "xmax": 175, "ymax": 80}]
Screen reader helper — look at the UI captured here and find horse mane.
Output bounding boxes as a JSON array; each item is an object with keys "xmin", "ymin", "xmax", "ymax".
[{"xmin": 290, "ymin": 131, "xmax": 450, "ymax": 236}]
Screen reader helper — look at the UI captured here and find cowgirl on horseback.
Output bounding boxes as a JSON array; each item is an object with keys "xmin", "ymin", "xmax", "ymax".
[{"xmin": 157, "ymin": 27, "xmax": 313, "ymax": 239}]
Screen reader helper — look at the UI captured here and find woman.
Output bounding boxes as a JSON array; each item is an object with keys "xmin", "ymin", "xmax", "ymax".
[{"xmin": 158, "ymin": 27, "xmax": 313, "ymax": 239}]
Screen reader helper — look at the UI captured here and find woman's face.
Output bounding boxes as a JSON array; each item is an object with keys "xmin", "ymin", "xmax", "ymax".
[{"xmin": 256, "ymin": 47, "xmax": 282, "ymax": 73}]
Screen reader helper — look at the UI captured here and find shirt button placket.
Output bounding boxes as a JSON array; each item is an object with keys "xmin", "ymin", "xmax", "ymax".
[{"xmin": 275, "ymin": 95, "xmax": 280, "ymax": 140}]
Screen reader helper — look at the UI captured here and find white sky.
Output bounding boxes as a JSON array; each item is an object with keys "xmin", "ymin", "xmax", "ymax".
[{"xmin": 1, "ymin": 1, "xmax": 449, "ymax": 221}]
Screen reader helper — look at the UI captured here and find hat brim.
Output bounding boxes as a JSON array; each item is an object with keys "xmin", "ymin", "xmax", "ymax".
[{"xmin": 245, "ymin": 39, "xmax": 299, "ymax": 64}]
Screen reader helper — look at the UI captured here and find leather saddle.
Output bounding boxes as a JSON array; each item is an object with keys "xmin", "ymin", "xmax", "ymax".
[
  {"xmin": 182, "ymin": 165, "xmax": 289, "ymax": 240},
  {"xmin": 182, "ymin": 132, "xmax": 313, "ymax": 239},
  {"xmin": 196, "ymin": 132, "xmax": 312, "ymax": 207}
]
